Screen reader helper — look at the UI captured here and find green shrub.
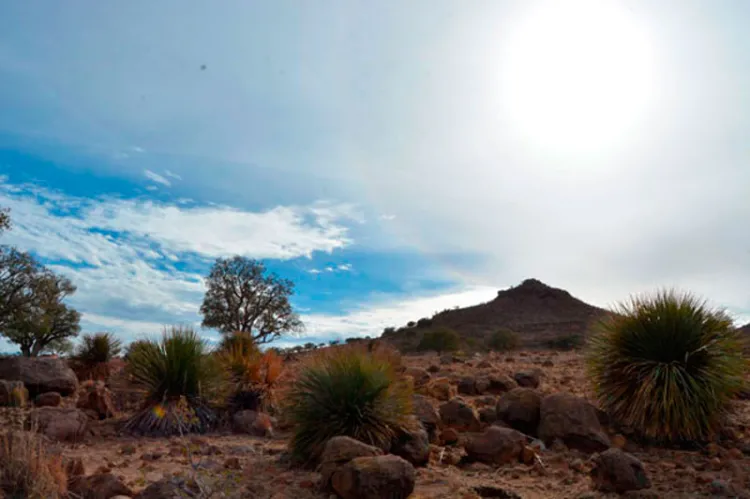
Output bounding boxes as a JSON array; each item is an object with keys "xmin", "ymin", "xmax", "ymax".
[
  {"xmin": 587, "ymin": 290, "xmax": 747, "ymax": 442},
  {"xmin": 286, "ymin": 345, "xmax": 413, "ymax": 464},
  {"xmin": 488, "ymin": 329, "xmax": 520, "ymax": 351},
  {"xmin": 124, "ymin": 326, "xmax": 223, "ymax": 436},
  {"xmin": 416, "ymin": 328, "xmax": 460, "ymax": 354},
  {"xmin": 416, "ymin": 318, "xmax": 433, "ymax": 328},
  {"xmin": 546, "ymin": 334, "xmax": 584, "ymax": 350},
  {"xmin": 72, "ymin": 332, "xmax": 123, "ymax": 381}
]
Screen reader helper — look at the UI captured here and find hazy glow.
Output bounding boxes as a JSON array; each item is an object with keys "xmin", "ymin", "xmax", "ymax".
[{"xmin": 501, "ymin": 0, "xmax": 656, "ymax": 154}]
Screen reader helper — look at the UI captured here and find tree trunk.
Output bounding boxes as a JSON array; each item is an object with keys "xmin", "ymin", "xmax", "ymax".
[
  {"xmin": 20, "ymin": 345, "xmax": 31, "ymax": 357},
  {"xmin": 30, "ymin": 342, "xmax": 43, "ymax": 357}
]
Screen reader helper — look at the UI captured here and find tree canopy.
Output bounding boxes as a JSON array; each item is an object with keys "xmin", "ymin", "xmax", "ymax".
[{"xmin": 200, "ymin": 256, "xmax": 303, "ymax": 344}]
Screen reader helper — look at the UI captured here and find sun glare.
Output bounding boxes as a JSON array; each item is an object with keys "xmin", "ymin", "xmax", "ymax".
[{"xmin": 500, "ymin": 0, "xmax": 657, "ymax": 154}]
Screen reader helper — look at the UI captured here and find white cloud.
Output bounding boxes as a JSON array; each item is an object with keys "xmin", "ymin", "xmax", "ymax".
[
  {"xmin": 338, "ymin": 263, "xmax": 352, "ymax": 271},
  {"xmin": 164, "ymin": 170, "xmax": 182, "ymax": 180},
  {"xmin": 143, "ymin": 169, "xmax": 171, "ymax": 187}
]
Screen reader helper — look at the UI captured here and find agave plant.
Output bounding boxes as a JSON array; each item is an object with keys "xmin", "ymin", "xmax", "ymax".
[
  {"xmin": 72, "ymin": 332, "xmax": 123, "ymax": 381},
  {"xmin": 587, "ymin": 289, "xmax": 747, "ymax": 442},
  {"xmin": 286, "ymin": 344, "xmax": 413, "ymax": 464},
  {"xmin": 124, "ymin": 326, "xmax": 223, "ymax": 436}
]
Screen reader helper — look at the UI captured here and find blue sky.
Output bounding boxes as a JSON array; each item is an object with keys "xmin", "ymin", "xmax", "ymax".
[{"xmin": 1, "ymin": 1, "xmax": 749, "ymax": 350}]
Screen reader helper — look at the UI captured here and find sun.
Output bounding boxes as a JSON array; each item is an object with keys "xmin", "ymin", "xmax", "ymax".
[{"xmin": 499, "ymin": 0, "xmax": 657, "ymax": 154}]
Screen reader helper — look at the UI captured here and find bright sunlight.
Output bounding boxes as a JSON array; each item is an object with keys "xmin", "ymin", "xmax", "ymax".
[{"xmin": 500, "ymin": 0, "xmax": 657, "ymax": 155}]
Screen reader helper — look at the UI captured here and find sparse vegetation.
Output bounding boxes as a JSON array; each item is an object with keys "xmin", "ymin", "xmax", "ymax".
[
  {"xmin": 417, "ymin": 328, "xmax": 460, "ymax": 354},
  {"xmin": 587, "ymin": 290, "xmax": 747, "ymax": 442},
  {"xmin": 0, "ymin": 430, "xmax": 67, "ymax": 498},
  {"xmin": 546, "ymin": 334, "xmax": 584, "ymax": 350},
  {"xmin": 285, "ymin": 345, "xmax": 413, "ymax": 464},
  {"xmin": 124, "ymin": 326, "xmax": 223, "ymax": 436},
  {"xmin": 489, "ymin": 328, "xmax": 520, "ymax": 351},
  {"xmin": 72, "ymin": 332, "xmax": 122, "ymax": 380},
  {"xmin": 416, "ymin": 317, "xmax": 433, "ymax": 328}
]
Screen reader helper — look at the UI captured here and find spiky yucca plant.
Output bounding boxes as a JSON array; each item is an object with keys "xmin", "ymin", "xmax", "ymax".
[
  {"xmin": 587, "ymin": 290, "xmax": 747, "ymax": 442},
  {"xmin": 217, "ymin": 333, "xmax": 284, "ymax": 413},
  {"xmin": 124, "ymin": 326, "xmax": 223, "ymax": 436},
  {"xmin": 72, "ymin": 332, "xmax": 123, "ymax": 381},
  {"xmin": 286, "ymin": 345, "xmax": 413, "ymax": 464}
]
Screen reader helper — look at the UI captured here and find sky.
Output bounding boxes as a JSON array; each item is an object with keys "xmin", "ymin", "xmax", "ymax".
[{"xmin": 0, "ymin": 1, "xmax": 748, "ymax": 350}]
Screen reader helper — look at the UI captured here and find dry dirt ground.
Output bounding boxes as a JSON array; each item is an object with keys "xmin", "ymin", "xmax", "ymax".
[{"xmin": 5, "ymin": 350, "xmax": 750, "ymax": 498}]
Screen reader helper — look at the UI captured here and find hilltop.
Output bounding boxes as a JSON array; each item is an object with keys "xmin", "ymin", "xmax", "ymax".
[{"xmin": 381, "ymin": 278, "xmax": 611, "ymax": 351}]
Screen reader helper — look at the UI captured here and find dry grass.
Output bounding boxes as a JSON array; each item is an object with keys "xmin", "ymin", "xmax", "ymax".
[{"xmin": 0, "ymin": 430, "xmax": 67, "ymax": 498}]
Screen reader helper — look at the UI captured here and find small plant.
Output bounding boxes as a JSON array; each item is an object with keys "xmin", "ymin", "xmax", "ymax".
[
  {"xmin": 0, "ymin": 430, "xmax": 67, "ymax": 498},
  {"xmin": 73, "ymin": 332, "xmax": 122, "ymax": 381},
  {"xmin": 417, "ymin": 328, "xmax": 460, "ymax": 354},
  {"xmin": 416, "ymin": 317, "xmax": 433, "ymax": 328},
  {"xmin": 546, "ymin": 333, "xmax": 584, "ymax": 351},
  {"xmin": 124, "ymin": 326, "xmax": 223, "ymax": 436},
  {"xmin": 286, "ymin": 345, "xmax": 413, "ymax": 464},
  {"xmin": 488, "ymin": 329, "xmax": 520, "ymax": 351},
  {"xmin": 587, "ymin": 290, "xmax": 747, "ymax": 442}
]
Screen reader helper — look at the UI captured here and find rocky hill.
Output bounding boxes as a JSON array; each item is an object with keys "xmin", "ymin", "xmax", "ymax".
[{"xmin": 382, "ymin": 278, "xmax": 611, "ymax": 351}]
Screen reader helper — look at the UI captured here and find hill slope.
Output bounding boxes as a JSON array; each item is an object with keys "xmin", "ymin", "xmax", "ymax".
[{"xmin": 382, "ymin": 278, "xmax": 611, "ymax": 351}]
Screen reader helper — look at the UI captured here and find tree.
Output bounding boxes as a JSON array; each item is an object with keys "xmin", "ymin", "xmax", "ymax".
[
  {"xmin": 200, "ymin": 256, "xmax": 303, "ymax": 344},
  {"xmin": 0, "ymin": 247, "xmax": 41, "ymax": 330},
  {"xmin": 2, "ymin": 270, "xmax": 81, "ymax": 356}
]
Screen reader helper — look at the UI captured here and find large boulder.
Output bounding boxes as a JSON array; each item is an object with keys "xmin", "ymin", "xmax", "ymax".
[
  {"xmin": 403, "ymin": 367, "xmax": 431, "ymax": 388},
  {"xmin": 457, "ymin": 377, "xmax": 478, "ymax": 395},
  {"xmin": 76, "ymin": 381, "xmax": 116, "ymax": 419},
  {"xmin": 412, "ymin": 395, "xmax": 440, "ymax": 443},
  {"xmin": 496, "ymin": 388, "xmax": 541, "ymax": 436},
  {"xmin": 391, "ymin": 424, "xmax": 430, "ymax": 467},
  {"xmin": 28, "ymin": 407, "xmax": 88, "ymax": 442},
  {"xmin": 319, "ymin": 436, "xmax": 384, "ymax": 487},
  {"xmin": 464, "ymin": 426, "xmax": 527, "ymax": 465},
  {"xmin": 0, "ymin": 379, "xmax": 28, "ymax": 407},
  {"xmin": 69, "ymin": 472, "xmax": 133, "ymax": 499},
  {"xmin": 0, "ymin": 356, "xmax": 78, "ymax": 396},
  {"xmin": 330, "ymin": 455, "xmax": 416, "ymax": 499},
  {"xmin": 439, "ymin": 398, "xmax": 480, "ymax": 432},
  {"xmin": 487, "ymin": 374, "xmax": 517, "ymax": 394},
  {"xmin": 591, "ymin": 448, "xmax": 651, "ymax": 493},
  {"xmin": 425, "ymin": 378, "xmax": 457, "ymax": 401},
  {"xmin": 35, "ymin": 391, "xmax": 62, "ymax": 407},
  {"xmin": 538, "ymin": 393, "xmax": 610, "ymax": 453},
  {"xmin": 513, "ymin": 369, "xmax": 541, "ymax": 389}
]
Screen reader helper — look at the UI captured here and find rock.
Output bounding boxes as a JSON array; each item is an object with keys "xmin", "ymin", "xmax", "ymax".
[
  {"xmin": 591, "ymin": 448, "xmax": 651, "ymax": 494},
  {"xmin": 496, "ymin": 388, "xmax": 541, "ymax": 436},
  {"xmin": 224, "ymin": 457, "xmax": 241, "ymax": 469},
  {"xmin": 477, "ymin": 360, "xmax": 493, "ymax": 369},
  {"xmin": 427, "ymin": 365, "xmax": 440, "ymax": 373},
  {"xmin": 426, "ymin": 378, "xmax": 457, "ymax": 401},
  {"xmin": 28, "ymin": 407, "xmax": 88, "ymax": 442},
  {"xmin": 440, "ymin": 354, "xmax": 454, "ymax": 365},
  {"xmin": 538, "ymin": 393, "xmax": 610, "ymax": 453},
  {"xmin": 0, "ymin": 379, "xmax": 28, "ymax": 407},
  {"xmin": 135, "ymin": 478, "xmax": 194, "ymax": 498},
  {"xmin": 412, "ymin": 395, "xmax": 440, "ymax": 443},
  {"xmin": 34, "ymin": 391, "xmax": 62, "ymax": 407},
  {"xmin": 0, "ymin": 356, "xmax": 78, "ymax": 396},
  {"xmin": 475, "ymin": 377, "xmax": 491, "ymax": 395},
  {"xmin": 464, "ymin": 426, "xmax": 526, "ymax": 465},
  {"xmin": 513, "ymin": 370, "xmax": 540, "ymax": 389},
  {"xmin": 403, "ymin": 367, "xmax": 431, "ymax": 387},
  {"xmin": 458, "ymin": 377, "xmax": 477, "ymax": 395},
  {"xmin": 391, "ymin": 425, "xmax": 430, "ymax": 467},
  {"xmin": 439, "ymin": 398, "xmax": 480, "ymax": 432},
  {"xmin": 76, "ymin": 381, "xmax": 116, "ymax": 419},
  {"xmin": 69, "ymin": 472, "xmax": 133, "ymax": 499},
  {"xmin": 479, "ymin": 406, "xmax": 498, "ymax": 424},
  {"xmin": 330, "ymin": 455, "xmax": 415, "ymax": 499},
  {"xmin": 64, "ymin": 456, "xmax": 86, "ymax": 477},
  {"xmin": 232, "ymin": 410, "xmax": 273, "ymax": 437},
  {"xmin": 487, "ymin": 374, "xmax": 517, "ymax": 394},
  {"xmin": 521, "ymin": 446, "xmax": 537, "ymax": 465},
  {"xmin": 472, "ymin": 485, "xmax": 523, "ymax": 499},
  {"xmin": 440, "ymin": 428, "xmax": 459, "ymax": 445},
  {"xmin": 319, "ymin": 436, "xmax": 384, "ymax": 486}
]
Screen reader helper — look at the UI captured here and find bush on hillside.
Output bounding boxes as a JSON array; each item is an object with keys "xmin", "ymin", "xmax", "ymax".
[
  {"xmin": 285, "ymin": 345, "xmax": 413, "ymax": 464},
  {"xmin": 587, "ymin": 290, "xmax": 747, "ymax": 442},
  {"xmin": 488, "ymin": 328, "xmax": 520, "ymax": 352},
  {"xmin": 124, "ymin": 326, "xmax": 223, "ymax": 436},
  {"xmin": 0, "ymin": 430, "xmax": 67, "ymax": 498},
  {"xmin": 416, "ymin": 318, "xmax": 433, "ymax": 328},
  {"xmin": 546, "ymin": 334, "xmax": 584, "ymax": 351},
  {"xmin": 416, "ymin": 328, "xmax": 460, "ymax": 354}
]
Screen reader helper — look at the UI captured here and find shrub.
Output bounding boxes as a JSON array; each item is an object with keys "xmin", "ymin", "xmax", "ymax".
[
  {"xmin": 0, "ymin": 430, "xmax": 67, "ymax": 498},
  {"xmin": 417, "ymin": 328, "xmax": 460, "ymax": 354},
  {"xmin": 416, "ymin": 317, "xmax": 433, "ymax": 328},
  {"xmin": 546, "ymin": 334, "xmax": 584, "ymax": 351},
  {"xmin": 73, "ymin": 332, "xmax": 122, "ymax": 381},
  {"xmin": 285, "ymin": 345, "xmax": 413, "ymax": 464},
  {"xmin": 217, "ymin": 334, "xmax": 284, "ymax": 413},
  {"xmin": 124, "ymin": 326, "xmax": 223, "ymax": 436},
  {"xmin": 488, "ymin": 329, "xmax": 520, "ymax": 351},
  {"xmin": 217, "ymin": 332, "xmax": 260, "ymax": 355},
  {"xmin": 587, "ymin": 290, "xmax": 747, "ymax": 442}
]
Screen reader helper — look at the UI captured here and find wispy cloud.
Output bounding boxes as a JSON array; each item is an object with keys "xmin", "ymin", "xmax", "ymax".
[
  {"xmin": 164, "ymin": 170, "xmax": 182, "ymax": 181},
  {"xmin": 309, "ymin": 263, "xmax": 353, "ymax": 274},
  {"xmin": 143, "ymin": 169, "xmax": 171, "ymax": 187}
]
